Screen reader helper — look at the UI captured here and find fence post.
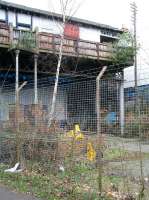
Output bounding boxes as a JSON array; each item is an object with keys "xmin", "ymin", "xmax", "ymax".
[
  {"xmin": 96, "ymin": 66, "xmax": 107, "ymax": 195},
  {"xmin": 120, "ymin": 75, "xmax": 125, "ymax": 136}
]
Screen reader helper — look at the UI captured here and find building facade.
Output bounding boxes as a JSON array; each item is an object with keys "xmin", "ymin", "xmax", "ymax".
[
  {"xmin": 0, "ymin": 0, "xmax": 123, "ymax": 81},
  {"xmin": 0, "ymin": 1, "xmax": 130, "ymax": 134}
]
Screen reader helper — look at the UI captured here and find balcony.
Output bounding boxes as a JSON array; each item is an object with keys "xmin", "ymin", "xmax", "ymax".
[{"xmin": 0, "ymin": 23, "xmax": 113, "ymax": 61}]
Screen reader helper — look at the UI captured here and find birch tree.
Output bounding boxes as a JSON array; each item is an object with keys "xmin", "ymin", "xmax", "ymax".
[{"xmin": 48, "ymin": 0, "xmax": 83, "ymax": 127}]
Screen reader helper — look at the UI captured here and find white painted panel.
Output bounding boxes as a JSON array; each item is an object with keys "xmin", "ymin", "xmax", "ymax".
[
  {"xmin": 8, "ymin": 11, "xmax": 16, "ymax": 26},
  {"xmin": 33, "ymin": 16, "xmax": 62, "ymax": 34},
  {"xmin": 49, "ymin": 20, "xmax": 62, "ymax": 34},
  {"xmin": 0, "ymin": 9, "xmax": 6, "ymax": 21},
  {"xmin": 0, "ymin": 104, "xmax": 9, "ymax": 121},
  {"xmin": 17, "ymin": 26, "xmax": 30, "ymax": 30},
  {"xmin": 0, "ymin": 86, "xmax": 67, "ymax": 121},
  {"xmin": 18, "ymin": 13, "xmax": 31, "ymax": 25},
  {"xmin": 37, "ymin": 87, "xmax": 66, "ymax": 121},
  {"xmin": 80, "ymin": 26, "xmax": 101, "ymax": 42},
  {"xmin": 33, "ymin": 16, "xmax": 45, "ymax": 31}
]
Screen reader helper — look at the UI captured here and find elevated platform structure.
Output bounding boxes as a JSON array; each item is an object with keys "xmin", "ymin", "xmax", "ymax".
[{"xmin": 0, "ymin": 0, "xmax": 132, "ymax": 83}]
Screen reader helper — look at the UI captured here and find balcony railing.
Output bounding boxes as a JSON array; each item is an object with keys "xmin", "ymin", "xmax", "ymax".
[
  {"xmin": 12, "ymin": 28, "xmax": 37, "ymax": 51},
  {"xmin": 0, "ymin": 23, "xmax": 113, "ymax": 60},
  {"xmin": 0, "ymin": 23, "xmax": 10, "ymax": 45}
]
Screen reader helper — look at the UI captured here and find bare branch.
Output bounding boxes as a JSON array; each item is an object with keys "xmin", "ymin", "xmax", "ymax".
[{"xmin": 67, "ymin": 0, "xmax": 84, "ymax": 21}]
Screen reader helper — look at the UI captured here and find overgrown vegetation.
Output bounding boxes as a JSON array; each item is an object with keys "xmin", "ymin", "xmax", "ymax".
[
  {"xmin": 112, "ymin": 32, "xmax": 136, "ymax": 65},
  {"xmin": 0, "ymin": 163, "xmax": 114, "ymax": 200},
  {"xmin": 10, "ymin": 30, "xmax": 37, "ymax": 51},
  {"xmin": 0, "ymin": 139, "xmax": 148, "ymax": 200},
  {"xmin": 0, "ymin": 161, "xmax": 138, "ymax": 200}
]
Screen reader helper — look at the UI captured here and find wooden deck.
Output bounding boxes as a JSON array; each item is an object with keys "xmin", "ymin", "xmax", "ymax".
[{"xmin": 0, "ymin": 23, "xmax": 113, "ymax": 61}]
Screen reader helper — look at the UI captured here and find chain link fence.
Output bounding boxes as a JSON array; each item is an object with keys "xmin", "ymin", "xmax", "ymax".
[{"xmin": 0, "ymin": 77, "xmax": 149, "ymax": 199}]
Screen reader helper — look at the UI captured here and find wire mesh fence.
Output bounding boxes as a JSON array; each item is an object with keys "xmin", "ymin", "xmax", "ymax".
[{"xmin": 0, "ymin": 77, "xmax": 149, "ymax": 199}]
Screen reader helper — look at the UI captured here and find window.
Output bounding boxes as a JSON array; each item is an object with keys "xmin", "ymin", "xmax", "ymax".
[
  {"xmin": 100, "ymin": 35, "xmax": 117, "ymax": 43},
  {"xmin": 101, "ymin": 29, "xmax": 118, "ymax": 38},
  {"xmin": 17, "ymin": 13, "xmax": 31, "ymax": 30},
  {"xmin": 0, "ymin": 9, "xmax": 7, "ymax": 23}
]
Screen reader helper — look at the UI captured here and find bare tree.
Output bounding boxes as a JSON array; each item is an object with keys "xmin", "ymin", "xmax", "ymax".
[{"xmin": 48, "ymin": 0, "xmax": 83, "ymax": 127}]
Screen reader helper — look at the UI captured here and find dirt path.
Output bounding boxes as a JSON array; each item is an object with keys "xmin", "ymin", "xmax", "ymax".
[
  {"xmin": 106, "ymin": 135, "xmax": 149, "ymax": 153},
  {"xmin": 0, "ymin": 186, "xmax": 39, "ymax": 200},
  {"xmin": 106, "ymin": 135, "xmax": 149, "ymax": 177}
]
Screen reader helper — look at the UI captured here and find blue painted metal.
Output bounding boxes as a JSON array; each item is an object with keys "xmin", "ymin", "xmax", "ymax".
[
  {"xmin": 125, "ymin": 84, "xmax": 149, "ymax": 102},
  {"xmin": 105, "ymin": 112, "xmax": 117, "ymax": 125}
]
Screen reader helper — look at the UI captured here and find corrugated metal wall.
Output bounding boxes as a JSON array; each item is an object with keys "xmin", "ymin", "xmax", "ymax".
[
  {"xmin": 0, "ymin": 9, "xmax": 6, "ymax": 21},
  {"xmin": 8, "ymin": 11, "xmax": 16, "ymax": 27},
  {"xmin": 0, "ymin": 8, "xmax": 102, "ymax": 42},
  {"xmin": 33, "ymin": 16, "xmax": 62, "ymax": 34},
  {"xmin": 80, "ymin": 27, "xmax": 101, "ymax": 42},
  {"xmin": 0, "ymin": 86, "xmax": 67, "ymax": 121}
]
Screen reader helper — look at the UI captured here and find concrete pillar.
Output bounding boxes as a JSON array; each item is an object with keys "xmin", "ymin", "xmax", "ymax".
[
  {"xmin": 120, "ymin": 77, "xmax": 125, "ymax": 136},
  {"xmin": 34, "ymin": 54, "xmax": 38, "ymax": 104}
]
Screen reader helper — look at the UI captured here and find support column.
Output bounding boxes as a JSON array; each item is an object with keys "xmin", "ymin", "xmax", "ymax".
[
  {"xmin": 120, "ymin": 73, "xmax": 125, "ymax": 136},
  {"xmin": 15, "ymin": 50, "xmax": 20, "ymax": 163},
  {"xmin": 15, "ymin": 50, "xmax": 20, "ymax": 103},
  {"xmin": 34, "ymin": 54, "xmax": 38, "ymax": 104}
]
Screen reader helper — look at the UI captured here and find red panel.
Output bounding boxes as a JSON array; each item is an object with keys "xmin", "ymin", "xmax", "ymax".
[{"xmin": 64, "ymin": 23, "xmax": 79, "ymax": 39}]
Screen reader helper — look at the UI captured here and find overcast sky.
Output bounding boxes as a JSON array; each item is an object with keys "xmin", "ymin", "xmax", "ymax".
[{"xmin": 4, "ymin": 0, "xmax": 149, "ymax": 85}]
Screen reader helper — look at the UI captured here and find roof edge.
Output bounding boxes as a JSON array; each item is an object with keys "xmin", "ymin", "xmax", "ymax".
[{"xmin": 0, "ymin": 0, "xmax": 122, "ymax": 32}]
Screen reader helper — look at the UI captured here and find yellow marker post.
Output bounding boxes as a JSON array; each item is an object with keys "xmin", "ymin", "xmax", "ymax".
[
  {"xmin": 67, "ymin": 130, "xmax": 75, "ymax": 138},
  {"xmin": 87, "ymin": 142, "xmax": 96, "ymax": 161},
  {"xmin": 66, "ymin": 124, "xmax": 84, "ymax": 140},
  {"xmin": 75, "ymin": 124, "xmax": 81, "ymax": 133}
]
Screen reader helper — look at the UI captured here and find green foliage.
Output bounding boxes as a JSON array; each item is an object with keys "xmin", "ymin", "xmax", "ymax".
[
  {"xmin": 125, "ymin": 121, "xmax": 149, "ymax": 137},
  {"xmin": 10, "ymin": 31, "xmax": 37, "ymax": 51},
  {"xmin": 112, "ymin": 32, "xmax": 136, "ymax": 65},
  {"xmin": 0, "ymin": 163, "xmax": 104, "ymax": 200},
  {"xmin": 104, "ymin": 148, "xmax": 126, "ymax": 160}
]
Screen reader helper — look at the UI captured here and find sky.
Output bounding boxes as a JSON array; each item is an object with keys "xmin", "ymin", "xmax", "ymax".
[{"xmin": 4, "ymin": 0, "xmax": 149, "ymax": 86}]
